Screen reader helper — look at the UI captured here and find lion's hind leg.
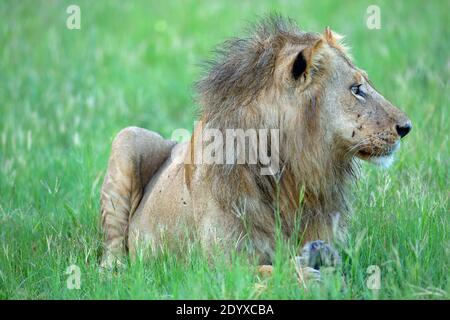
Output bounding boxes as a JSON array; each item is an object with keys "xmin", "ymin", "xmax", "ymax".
[{"xmin": 100, "ymin": 127, "xmax": 175, "ymax": 268}]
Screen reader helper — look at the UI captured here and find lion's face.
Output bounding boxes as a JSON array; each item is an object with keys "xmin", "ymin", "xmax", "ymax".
[
  {"xmin": 324, "ymin": 55, "xmax": 411, "ymax": 166},
  {"xmin": 280, "ymin": 29, "xmax": 411, "ymax": 166}
]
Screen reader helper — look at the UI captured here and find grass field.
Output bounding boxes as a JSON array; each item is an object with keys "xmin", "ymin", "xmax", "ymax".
[{"xmin": 0, "ymin": 0, "xmax": 448, "ymax": 299}]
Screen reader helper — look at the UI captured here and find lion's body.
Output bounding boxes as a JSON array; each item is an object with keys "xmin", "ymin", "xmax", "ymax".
[
  {"xmin": 128, "ymin": 140, "xmax": 242, "ymax": 258},
  {"xmin": 109, "ymin": 127, "xmax": 340, "ymax": 265},
  {"xmin": 100, "ymin": 17, "xmax": 411, "ymax": 267},
  {"xmin": 126, "ymin": 130, "xmax": 338, "ymax": 264}
]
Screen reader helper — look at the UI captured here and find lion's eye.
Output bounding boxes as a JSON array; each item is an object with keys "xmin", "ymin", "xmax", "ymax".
[{"xmin": 351, "ymin": 84, "xmax": 367, "ymax": 98}]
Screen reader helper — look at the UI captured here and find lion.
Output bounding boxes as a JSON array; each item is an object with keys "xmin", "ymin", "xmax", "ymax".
[{"xmin": 99, "ymin": 17, "xmax": 411, "ymax": 278}]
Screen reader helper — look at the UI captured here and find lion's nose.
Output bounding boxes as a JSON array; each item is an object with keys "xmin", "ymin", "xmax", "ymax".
[{"xmin": 396, "ymin": 122, "xmax": 412, "ymax": 138}]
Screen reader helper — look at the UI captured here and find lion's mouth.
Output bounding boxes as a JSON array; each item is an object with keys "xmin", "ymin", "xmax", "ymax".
[
  {"xmin": 356, "ymin": 142, "xmax": 400, "ymax": 167},
  {"xmin": 357, "ymin": 148, "xmax": 396, "ymax": 160},
  {"xmin": 356, "ymin": 150, "xmax": 373, "ymax": 159}
]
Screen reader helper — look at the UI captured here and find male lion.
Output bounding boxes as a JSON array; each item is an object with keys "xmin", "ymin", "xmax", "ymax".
[{"xmin": 100, "ymin": 17, "xmax": 411, "ymax": 277}]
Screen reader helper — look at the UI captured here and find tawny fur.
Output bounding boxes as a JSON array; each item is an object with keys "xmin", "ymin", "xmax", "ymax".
[{"xmin": 100, "ymin": 16, "xmax": 411, "ymax": 267}]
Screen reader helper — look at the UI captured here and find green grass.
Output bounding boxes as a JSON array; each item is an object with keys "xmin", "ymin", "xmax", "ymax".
[{"xmin": 0, "ymin": 0, "xmax": 448, "ymax": 299}]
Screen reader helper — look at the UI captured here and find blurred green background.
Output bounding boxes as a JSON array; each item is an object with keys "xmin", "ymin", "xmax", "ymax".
[{"xmin": 0, "ymin": 0, "xmax": 448, "ymax": 299}]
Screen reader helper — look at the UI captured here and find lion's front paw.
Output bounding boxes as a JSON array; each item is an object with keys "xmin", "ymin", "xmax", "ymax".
[
  {"xmin": 297, "ymin": 240, "xmax": 341, "ymax": 271},
  {"xmin": 294, "ymin": 265, "xmax": 322, "ymax": 286}
]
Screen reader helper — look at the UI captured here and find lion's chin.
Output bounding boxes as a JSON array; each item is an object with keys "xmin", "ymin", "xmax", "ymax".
[
  {"xmin": 368, "ymin": 154, "xmax": 395, "ymax": 168},
  {"xmin": 356, "ymin": 142, "xmax": 400, "ymax": 169}
]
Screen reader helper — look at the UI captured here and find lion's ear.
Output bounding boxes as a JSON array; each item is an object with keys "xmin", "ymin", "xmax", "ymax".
[
  {"xmin": 324, "ymin": 26, "xmax": 349, "ymax": 54},
  {"xmin": 292, "ymin": 50, "xmax": 307, "ymax": 80},
  {"xmin": 291, "ymin": 39, "xmax": 324, "ymax": 82}
]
